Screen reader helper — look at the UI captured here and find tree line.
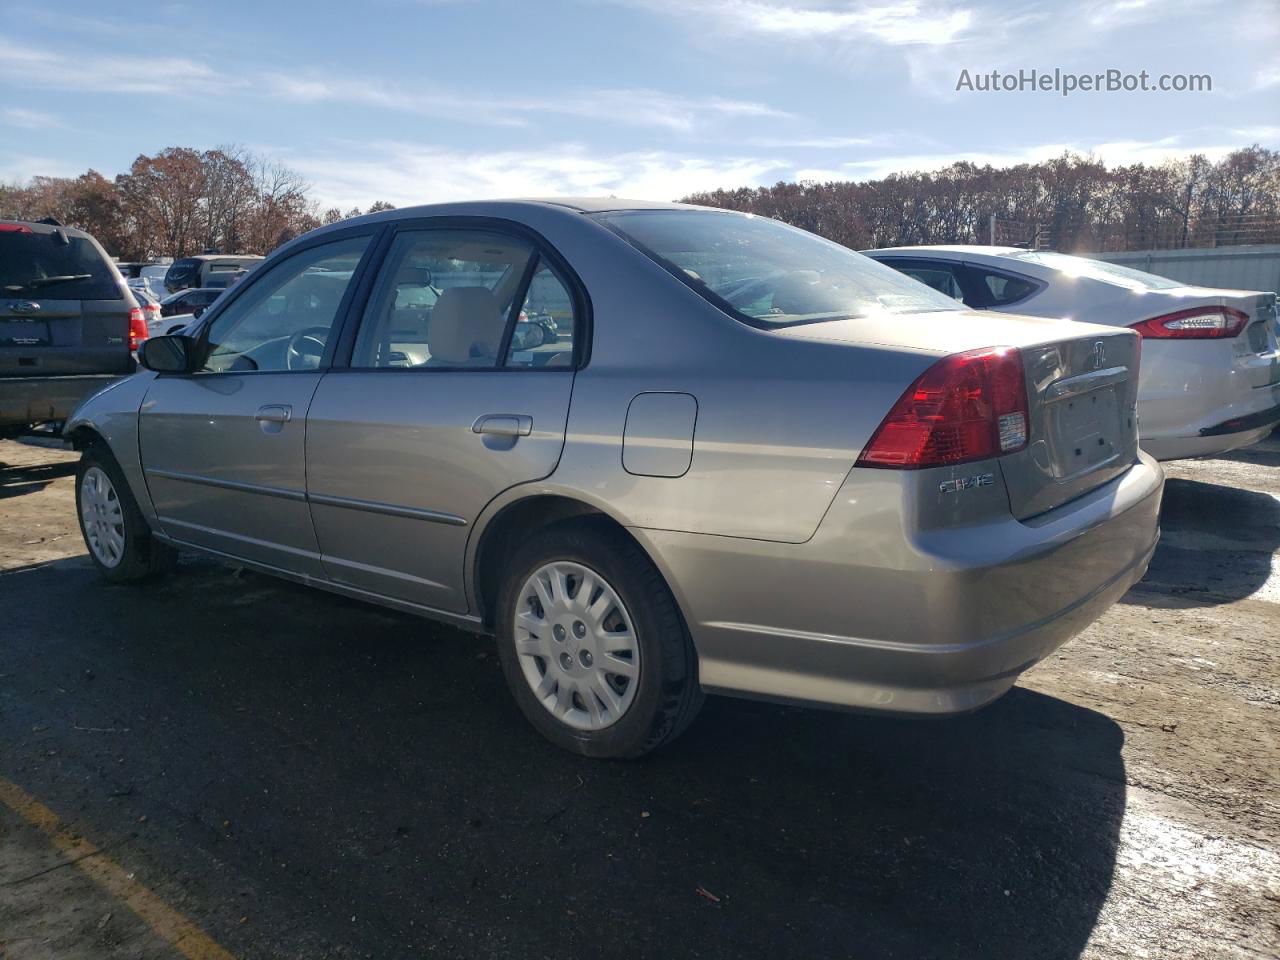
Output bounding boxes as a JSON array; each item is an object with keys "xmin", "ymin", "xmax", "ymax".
[
  {"xmin": 0, "ymin": 146, "xmax": 395, "ymax": 261},
  {"xmin": 683, "ymin": 146, "xmax": 1280, "ymax": 253},
  {"xmin": 5, "ymin": 144, "xmax": 1277, "ymax": 259}
]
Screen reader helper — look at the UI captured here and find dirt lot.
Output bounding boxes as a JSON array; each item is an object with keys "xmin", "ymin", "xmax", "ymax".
[{"xmin": 1, "ymin": 435, "xmax": 1278, "ymax": 960}]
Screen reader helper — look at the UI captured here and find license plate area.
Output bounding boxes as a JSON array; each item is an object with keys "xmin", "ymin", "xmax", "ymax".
[
  {"xmin": 0, "ymin": 318, "xmax": 50, "ymax": 346},
  {"xmin": 1044, "ymin": 385, "xmax": 1124, "ymax": 479}
]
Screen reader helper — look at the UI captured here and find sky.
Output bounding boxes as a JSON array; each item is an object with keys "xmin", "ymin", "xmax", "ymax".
[{"xmin": 1, "ymin": 0, "xmax": 1277, "ymax": 210}]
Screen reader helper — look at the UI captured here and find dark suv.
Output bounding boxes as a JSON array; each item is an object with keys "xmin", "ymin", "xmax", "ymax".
[{"xmin": 1, "ymin": 219, "xmax": 140, "ymax": 436}]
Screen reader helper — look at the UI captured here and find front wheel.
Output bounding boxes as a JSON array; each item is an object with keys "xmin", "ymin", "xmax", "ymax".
[
  {"xmin": 76, "ymin": 444, "xmax": 176, "ymax": 582},
  {"xmin": 495, "ymin": 520, "xmax": 703, "ymax": 758}
]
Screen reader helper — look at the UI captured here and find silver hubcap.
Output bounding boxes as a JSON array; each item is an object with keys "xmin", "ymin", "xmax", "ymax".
[
  {"xmin": 514, "ymin": 561, "xmax": 640, "ymax": 731},
  {"xmin": 80, "ymin": 466, "xmax": 125, "ymax": 568}
]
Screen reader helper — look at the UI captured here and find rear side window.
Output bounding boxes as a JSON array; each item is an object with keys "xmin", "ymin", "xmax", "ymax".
[
  {"xmin": 353, "ymin": 229, "xmax": 553, "ymax": 369},
  {"xmin": 0, "ymin": 231, "xmax": 119, "ymax": 299},
  {"xmin": 971, "ymin": 269, "xmax": 1040, "ymax": 306},
  {"xmin": 506, "ymin": 263, "xmax": 575, "ymax": 368}
]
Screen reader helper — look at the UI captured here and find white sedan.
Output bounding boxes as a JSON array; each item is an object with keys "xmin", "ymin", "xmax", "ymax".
[{"xmin": 864, "ymin": 246, "xmax": 1280, "ymax": 460}]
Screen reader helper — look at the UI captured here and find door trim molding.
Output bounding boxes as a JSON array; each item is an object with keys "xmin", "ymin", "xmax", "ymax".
[
  {"xmin": 308, "ymin": 491, "xmax": 468, "ymax": 526},
  {"xmin": 145, "ymin": 468, "xmax": 307, "ymax": 502},
  {"xmin": 147, "ymin": 468, "xmax": 467, "ymax": 526}
]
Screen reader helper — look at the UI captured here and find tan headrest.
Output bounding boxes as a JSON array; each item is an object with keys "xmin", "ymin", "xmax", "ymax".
[{"xmin": 429, "ymin": 287, "xmax": 504, "ymax": 365}]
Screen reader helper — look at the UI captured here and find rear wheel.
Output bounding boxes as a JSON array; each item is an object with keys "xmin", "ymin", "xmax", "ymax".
[
  {"xmin": 495, "ymin": 519, "xmax": 703, "ymax": 758},
  {"xmin": 76, "ymin": 444, "xmax": 176, "ymax": 583}
]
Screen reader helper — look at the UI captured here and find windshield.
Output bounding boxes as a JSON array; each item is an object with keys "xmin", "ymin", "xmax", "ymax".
[
  {"xmin": 0, "ymin": 231, "xmax": 120, "ymax": 299},
  {"xmin": 1007, "ymin": 251, "xmax": 1186, "ymax": 290},
  {"xmin": 595, "ymin": 210, "xmax": 960, "ymax": 327}
]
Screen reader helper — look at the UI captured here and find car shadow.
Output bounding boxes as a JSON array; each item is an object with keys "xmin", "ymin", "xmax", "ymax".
[
  {"xmin": 1217, "ymin": 442, "xmax": 1280, "ymax": 469},
  {"xmin": 0, "ymin": 458, "xmax": 77, "ymax": 500},
  {"xmin": 1, "ymin": 559, "xmax": 1126, "ymax": 960},
  {"xmin": 1124, "ymin": 477, "xmax": 1280, "ymax": 606}
]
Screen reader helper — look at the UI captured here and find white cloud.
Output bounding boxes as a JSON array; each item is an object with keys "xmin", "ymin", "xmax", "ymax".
[
  {"xmin": 285, "ymin": 141, "xmax": 786, "ymax": 209},
  {"xmin": 262, "ymin": 74, "xmax": 789, "ymax": 131},
  {"xmin": 0, "ymin": 35, "xmax": 228, "ymax": 95},
  {"xmin": 0, "ymin": 152, "xmax": 80, "ymax": 184},
  {"xmin": 748, "ymin": 135, "xmax": 877, "ymax": 148},
  {"xmin": 0, "ymin": 107, "xmax": 63, "ymax": 130},
  {"xmin": 612, "ymin": 0, "xmax": 972, "ymax": 45}
]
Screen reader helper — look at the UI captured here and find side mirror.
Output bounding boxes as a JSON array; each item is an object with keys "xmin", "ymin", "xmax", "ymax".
[
  {"xmin": 192, "ymin": 305, "xmax": 206, "ymax": 319},
  {"xmin": 139, "ymin": 335, "xmax": 195, "ymax": 373}
]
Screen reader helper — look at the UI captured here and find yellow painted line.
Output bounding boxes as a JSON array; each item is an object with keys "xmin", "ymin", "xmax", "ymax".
[{"xmin": 0, "ymin": 778, "xmax": 236, "ymax": 960}]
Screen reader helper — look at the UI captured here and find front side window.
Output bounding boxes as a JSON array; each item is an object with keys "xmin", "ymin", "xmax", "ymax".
[
  {"xmin": 200, "ymin": 235, "xmax": 370, "ymax": 374},
  {"xmin": 353, "ymin": 229, "xmax": 536, "ymax": 369},
  {"xmin": 595, "ymin": 210, "xmax": 959, "ymax": 328}
]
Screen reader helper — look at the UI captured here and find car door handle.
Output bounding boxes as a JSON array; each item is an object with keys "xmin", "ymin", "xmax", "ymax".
[
  {"xmin": 255, "ymin": 404, "xmax": 292, "ymax": 424},
  {"xmin": 472, "ymin": 414, "xmax": 533, "ymax": 437}
]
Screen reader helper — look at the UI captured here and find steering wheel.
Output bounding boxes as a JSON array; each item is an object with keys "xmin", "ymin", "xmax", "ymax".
[{"xmin": 286, "ymin": 326, "xmax": 329, "ymax": 370}]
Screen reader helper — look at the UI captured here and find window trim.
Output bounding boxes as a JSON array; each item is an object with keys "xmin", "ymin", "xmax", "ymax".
[
  {"xmin": 177, "ymin": 224, "xmax": 384, "ymax": 378},
  {"xmin": 329, "ymin": 215, "xmax": 591, "ymax": 374}
]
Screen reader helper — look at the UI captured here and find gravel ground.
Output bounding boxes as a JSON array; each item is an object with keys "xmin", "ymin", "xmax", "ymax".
[{"xmin": 0, "ymin": 435, "xmax": 1277, "ymax": 960}]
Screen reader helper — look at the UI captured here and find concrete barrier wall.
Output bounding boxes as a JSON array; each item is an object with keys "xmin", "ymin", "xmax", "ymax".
[{"xmin": 1086, "ymin": 245, "xmax": 1280, "ymax": 293}]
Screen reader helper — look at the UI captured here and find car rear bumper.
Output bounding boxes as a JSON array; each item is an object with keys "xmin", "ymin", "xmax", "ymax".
[
  {"xmin": 1137, "ymin": 337, "xmax": 1280, "ymax": 461},
  {"xmin": 0, "ymin": 375, "xmax": 124, "ymax": 430},
  {"xmin": 1140, "ymin": 399, "xmax": 1280, "ymax": 460},
  {"xmin": 634, "ymin": 453, "xmax": 1164, "ymax": 715}
]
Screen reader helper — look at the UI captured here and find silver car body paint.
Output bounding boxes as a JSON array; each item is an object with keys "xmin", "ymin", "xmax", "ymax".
[{"xmin": 67, "ymin": 200, "xmax": 1163, "ymax": 715}]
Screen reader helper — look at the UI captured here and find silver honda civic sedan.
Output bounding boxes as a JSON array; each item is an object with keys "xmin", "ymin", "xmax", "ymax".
[{"xmin": 66, "ymin": 199, "xmax": 1164, "ymax": 757}]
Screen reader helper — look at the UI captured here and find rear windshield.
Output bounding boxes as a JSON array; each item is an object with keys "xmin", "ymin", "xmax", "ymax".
[
  {"xmin": 594, "ymin": 210, "xmax": 959, "ymax": 327},
  {"xmin": 1007, "ymin": 251, "xmax": 1186, "ymax": 290},
  {"xmin": 0, "ymin": 231, "xmax": 120, "ymax": 299}
]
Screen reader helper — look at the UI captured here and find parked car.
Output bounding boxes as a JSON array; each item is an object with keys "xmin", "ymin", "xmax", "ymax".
[
  {"xmin": 132, "ymin": 286, "xmax": 162, "ymax": 333},
  {"xmin": 1, "ymin": 218, "xmax": 143, "ymax": 437},
  {"xmin": 864, "ymin": 246, "xmax": 1280, "ymax": 460},
  {"xmin": 160, "ymin": 287, "xmax": 221, "ymax": 318},
  {"xmin": 66, "ymin": 200, "xmax": 1163, "ymax": 757},
  {"xmin": 163, "ymin": 254, "xmax": 262, "ymax": 294}
]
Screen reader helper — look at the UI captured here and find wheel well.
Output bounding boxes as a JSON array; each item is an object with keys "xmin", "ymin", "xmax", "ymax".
[
  {"xmin": 63, "ymin": 425, "xmax": 104, "ymax": 451},
  {"xmin": 473, "ymin": 495, "xmax": 629, "ymax": 629}
]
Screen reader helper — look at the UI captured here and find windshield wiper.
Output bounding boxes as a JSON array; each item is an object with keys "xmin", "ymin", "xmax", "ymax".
[{"xmin": 4, "ymin": 274, "xmax": 94, "ymax": 293}]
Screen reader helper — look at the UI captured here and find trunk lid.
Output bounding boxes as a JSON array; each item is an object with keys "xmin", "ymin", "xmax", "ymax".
[
  {"xmin": 1001, "ymin": 330, "xmax": 1141, "ymax": 519},
  {"xmin": 772, "ymin": 308, "xmax": 1143, "ymax": 519}
]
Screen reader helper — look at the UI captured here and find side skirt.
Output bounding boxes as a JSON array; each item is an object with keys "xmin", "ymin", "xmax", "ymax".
[{"xmin": 151, "ymin": 531, "xmax": 489, "ymax": 635}]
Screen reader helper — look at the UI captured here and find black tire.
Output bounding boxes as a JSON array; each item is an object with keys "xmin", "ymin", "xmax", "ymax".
[
  {"xmin": 75, "ymin": 443, "xmax": 177, "ymax": 583},
  {"xmin": 495, "ymin": 518, "xmax": 704, "ymax": 758}
]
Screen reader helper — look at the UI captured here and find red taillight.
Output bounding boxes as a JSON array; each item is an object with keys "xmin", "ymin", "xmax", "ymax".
[
  {"xmin": 1130, "ymin": 306, "xmax": 1249, "ymax": 340},
  {"xmin": 857, "ymin": 346, "xmax": 1029, "ymax": 469},
  {"xmin": 0, "ymin": 222, "xmax": 33, "ymax": 233},
  {"xmin": 128, "ymin": 307, "xmax": 148, "ymax": 352}
]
